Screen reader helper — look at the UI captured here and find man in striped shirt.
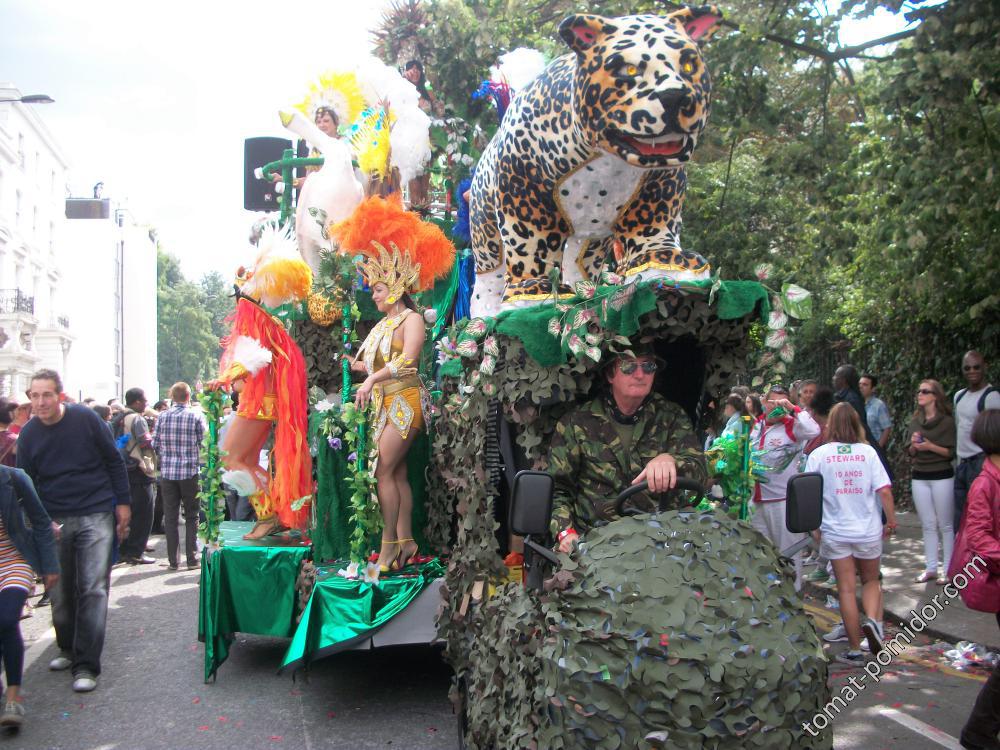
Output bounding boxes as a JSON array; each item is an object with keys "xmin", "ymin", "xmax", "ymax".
[{"xmin": 151, "ymin": 383, "xmax": 205, "ymax": 570}]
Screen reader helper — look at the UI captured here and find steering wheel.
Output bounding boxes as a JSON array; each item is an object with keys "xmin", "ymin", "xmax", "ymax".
[{"xmin": 613, "ymin": 477, "xmax": 708, "ymax": 517}]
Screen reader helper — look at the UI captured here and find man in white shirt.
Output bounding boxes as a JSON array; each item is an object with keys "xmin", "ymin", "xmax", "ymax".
[{"xmin": 953, "ymin": 350, "xmax": 1000, "ymax": 528}]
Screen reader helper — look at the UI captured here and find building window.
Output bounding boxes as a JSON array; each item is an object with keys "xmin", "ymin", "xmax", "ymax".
[
  {"xmin": 17, "ymin": 134, "xmax": 25, "ymax": 169},
  {"xmin": 34, "ymin": 151, "xmax": 40, "ymax": 179},
  {"xmin": 49, "ymin": 221, "xmax": 55, "ymax": 253},
  {"xmin": 32, "ymin": 206, "xmax": 38, "ymax": 235},
  {"xmin": 15, "ymin": 191, "xmax": 21, "ymax": 226}
]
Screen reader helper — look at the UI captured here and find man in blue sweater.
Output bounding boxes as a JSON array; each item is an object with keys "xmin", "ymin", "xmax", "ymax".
[{"xmin": 17, "ymin": 369, "xmax": 130, "ymax": 693}]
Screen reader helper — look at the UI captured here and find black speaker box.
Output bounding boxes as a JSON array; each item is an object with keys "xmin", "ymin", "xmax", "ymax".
[{"xmin": 244, "ymin": 137, "xmax": 293, "ymax": 211}]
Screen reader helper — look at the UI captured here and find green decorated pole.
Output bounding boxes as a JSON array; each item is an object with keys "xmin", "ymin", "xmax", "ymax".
[
  {"xmin": 258, "ymin": 151, "xmax": 323, "ymax": 224},
  {"xmin": 198, "ymin": 389, "xmax": 230, "ymax": 546}
]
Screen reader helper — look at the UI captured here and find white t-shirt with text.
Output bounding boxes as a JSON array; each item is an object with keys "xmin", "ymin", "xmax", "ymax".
[{"xmin": 805, "ymin": 442, "xmax": 891, "ymax": 543}]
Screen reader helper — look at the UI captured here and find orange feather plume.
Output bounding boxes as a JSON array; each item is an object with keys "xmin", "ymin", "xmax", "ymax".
[{"xmin": 329, "ymin": 196, "xmax": 455, "ymax": 292}]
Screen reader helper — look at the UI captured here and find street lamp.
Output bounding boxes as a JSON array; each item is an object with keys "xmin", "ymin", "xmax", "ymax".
[{"xmin": 0, "ymin": 94, "xmax": 55, "ymax": 104}]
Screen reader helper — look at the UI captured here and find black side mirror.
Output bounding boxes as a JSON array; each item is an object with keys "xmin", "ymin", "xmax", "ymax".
[
  {"xmin": 786, "ymin": 472, "xmax": 823, "ymax": 534},
  {"xmin": 509, "ymin": 471, "xmax": 554, "ymax": 537}
]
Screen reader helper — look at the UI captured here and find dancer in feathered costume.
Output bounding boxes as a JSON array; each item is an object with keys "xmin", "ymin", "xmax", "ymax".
[
  {"xmin": 210, "ymin": 229, "xmax": 314, "ymax": 539},
  {"xmin": 330, "ymin": 196, "xmax": 454, "ymax": 573}
]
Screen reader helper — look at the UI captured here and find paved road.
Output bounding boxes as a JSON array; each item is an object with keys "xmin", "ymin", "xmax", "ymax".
[{"xmin": 11, "ymin": 534, "xmax": 992, "ymax": 749}]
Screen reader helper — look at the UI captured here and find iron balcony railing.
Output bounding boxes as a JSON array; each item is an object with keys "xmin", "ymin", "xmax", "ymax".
[{"xmin": 0, "ymin": 289, "xmax": 35, "ymax": 315}]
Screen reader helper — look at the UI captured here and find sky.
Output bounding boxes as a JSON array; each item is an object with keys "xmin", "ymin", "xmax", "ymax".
[
  {"xmin": 1, "ymin": 0, "xmax": 915, "ymax": 282},
  {"xmin": 1, "ymin": 0, "xmax": 390, "ymax": 280}
]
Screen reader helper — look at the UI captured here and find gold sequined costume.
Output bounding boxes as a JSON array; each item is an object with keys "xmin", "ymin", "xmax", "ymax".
[{"xmin": 356, "ymin": 309, "xmax": 430, "ymax": 442}]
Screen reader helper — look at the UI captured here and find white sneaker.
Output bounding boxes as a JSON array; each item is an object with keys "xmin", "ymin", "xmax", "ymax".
[
  {"xmin": 72, "ymin": 673, "xmax": 97, "ymax": 692},
  {"xmin": 823, "ymin": 622, "xmax": 848, "ymax": 643},
  {"xmin": 0, "ymin": 700, "xmax": 24, "ymax": 727},
  {"xmin": 862, "ymin": 617, "xmax": 885, "ymax": 654},
  {"xmin": 48, "ymin": 655, "xmax": 72, "ymax": 671}
]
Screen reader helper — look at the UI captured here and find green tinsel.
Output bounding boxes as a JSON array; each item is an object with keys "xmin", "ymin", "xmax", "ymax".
[{"xmin": 197, "ymin": 389, "xmax": 229, "ymax": 546}]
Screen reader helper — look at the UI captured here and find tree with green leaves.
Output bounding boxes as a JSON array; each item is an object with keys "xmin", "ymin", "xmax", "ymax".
[{"xmin": 156, "ymin": 249, "xmax": 221, "ymax": 398}]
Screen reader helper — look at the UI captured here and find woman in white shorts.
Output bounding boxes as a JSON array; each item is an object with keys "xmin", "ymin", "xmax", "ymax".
[{"xmin": 805, "ymin": 403, "xmax": 897, "ymax": 667}]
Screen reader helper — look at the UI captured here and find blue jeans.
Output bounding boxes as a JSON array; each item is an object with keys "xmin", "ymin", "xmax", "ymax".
[
  {"xmin": 49, "ymin": 512, "xmax": 115, "ymax": 677},
  {"xmin": 954, "ymin": 453, "xmax": 986, "ymax": 530}
]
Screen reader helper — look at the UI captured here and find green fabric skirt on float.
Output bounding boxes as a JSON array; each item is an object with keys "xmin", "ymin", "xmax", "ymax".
[{"xmin": 280, "ymin": 558, "xmax": 445, "ymax": 673}]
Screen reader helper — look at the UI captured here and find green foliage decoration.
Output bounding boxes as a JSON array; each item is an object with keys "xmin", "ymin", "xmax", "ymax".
[{"xmin": 197, "ymin": 389, "xmax": 229, "ymax": 546}]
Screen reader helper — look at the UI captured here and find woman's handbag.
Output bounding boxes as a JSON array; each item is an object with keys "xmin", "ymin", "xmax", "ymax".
[{"xmin": 947, "ymin": 524, "xmax": 1000, "ymax": 613}]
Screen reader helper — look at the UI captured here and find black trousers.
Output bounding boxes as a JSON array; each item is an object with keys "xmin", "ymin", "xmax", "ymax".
[
  {"xmin": 961, "ymin": 613, "xmax": 1000, "ymax": 748},
  {"xmin": 119, "ymin": 479, "xmax": 154, "ymax": 559},
  {"xmin": 161, "ymin": 476, "xmax": 200, "ymax": 566}
]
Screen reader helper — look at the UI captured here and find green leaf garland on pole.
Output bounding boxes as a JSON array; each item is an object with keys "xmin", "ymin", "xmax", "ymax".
[{"xmin": 198, "ymin": 389, "xmax": 229, "ymax": 547}]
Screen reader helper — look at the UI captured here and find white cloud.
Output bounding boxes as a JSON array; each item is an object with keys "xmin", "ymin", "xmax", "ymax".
[{"xmin": 1, "ymin": 0, "xmax": 390, "ymax": 280}]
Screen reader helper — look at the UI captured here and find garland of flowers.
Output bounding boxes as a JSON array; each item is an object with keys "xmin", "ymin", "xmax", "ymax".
[
  {"xmin": 309, "ymin": 251, "xmax": 382, "ymax": 567},
  {"xmin": 748, "ymin": 263, "xmax": 813, "ymax": 390},
  {"xmin": 197, "ymin": 389, "xmax": 229, "ymax": 546}
]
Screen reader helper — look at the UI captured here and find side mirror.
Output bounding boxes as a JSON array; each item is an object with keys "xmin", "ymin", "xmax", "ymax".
[
  {"xmin": 509, "ymin": 470, "xmax": 554, "ymax": 537},
  {"xmin": 786, "ymin": 472, "xmax": 823, "ymax": 534}
]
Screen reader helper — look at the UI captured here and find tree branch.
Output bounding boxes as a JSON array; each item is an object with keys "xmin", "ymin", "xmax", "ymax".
[{"xmin": 655, "ymin": 1, "xmax": 919, "ymax": 62}]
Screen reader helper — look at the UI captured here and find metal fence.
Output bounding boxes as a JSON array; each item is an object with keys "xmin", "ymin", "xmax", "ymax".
[{"xmin": 0, "ymin": 289, "xmax": 34, "ymax": 315}]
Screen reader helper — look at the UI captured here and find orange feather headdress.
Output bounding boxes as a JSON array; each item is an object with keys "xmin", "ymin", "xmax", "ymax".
[{"xmin": 329, "ymin": 196, "xmax": 455, "ymax": 293}]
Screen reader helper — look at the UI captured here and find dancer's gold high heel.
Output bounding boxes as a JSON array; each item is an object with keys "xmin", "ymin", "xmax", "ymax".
[
  {"xmin": 394, "ymin": 538, "xmax": 418, "ymax": 571},
  {"xmin": 378, "ymin": 540, "xmax": 402, "ymax": 574}
]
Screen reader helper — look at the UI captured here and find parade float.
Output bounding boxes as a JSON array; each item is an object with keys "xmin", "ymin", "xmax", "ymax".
[{"xmin": 197, "ymin": 6, "xmax": 831, "ymax": 748}]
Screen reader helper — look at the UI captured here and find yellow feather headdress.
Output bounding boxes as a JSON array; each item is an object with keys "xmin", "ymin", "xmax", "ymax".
[{"xmin": 294, "ymin": 70, "xmax": 367, "ymax": 131}]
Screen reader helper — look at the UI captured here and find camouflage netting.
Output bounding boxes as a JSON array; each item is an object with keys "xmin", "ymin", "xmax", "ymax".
[
  {"xmin": 538, "ymin": 511, "xmax": 830, "ymax": 749},
  {"xmin": 434, "ymin": 282, "xmax": 798, "ymax": 748},
  {"xmin": 436, "ymin": 282, "xmax": 767, "ymax": 658},
  {"xmin": 456, "ymin": 510, "xmax": 831, "ymax": 749}
]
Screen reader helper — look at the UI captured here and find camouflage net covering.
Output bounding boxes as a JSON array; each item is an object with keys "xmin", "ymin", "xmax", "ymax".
[
  {"xmin": 458, "ymin": 510, "xmax": 831, "ymax": 749},
  {"xmin": 436, "ymin": 281, "xmax": 766, "ymax": 654}
]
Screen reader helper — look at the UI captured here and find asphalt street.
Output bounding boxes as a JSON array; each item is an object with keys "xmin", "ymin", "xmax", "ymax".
[{"xmin": 10, "ymin": 533, "xmax": 994, "ymax": 750}]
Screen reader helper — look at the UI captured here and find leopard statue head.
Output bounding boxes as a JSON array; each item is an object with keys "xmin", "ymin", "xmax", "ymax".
[{"xmin": 559, "ymin": 5, "xmax": 722, "ymax": 168}]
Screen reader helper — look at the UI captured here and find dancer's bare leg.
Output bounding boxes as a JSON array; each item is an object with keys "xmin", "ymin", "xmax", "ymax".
[
  {"xmin": 394, "ymin": 452, "xmax": 418, "ymax": 565},
  {"xmin": 375, "ymin": 428, "xmax": 407, "ymax": 569},
  {"xmin": 222, "ymin": 417, "xmax": 282, "ymax": 539},
  {"xmin": 375, "ymin": 424, "xmax": 416, "ymax": 567},
  {"xmin": 221, "ymin": 416, "xmax": 271, "ymax": 491}
]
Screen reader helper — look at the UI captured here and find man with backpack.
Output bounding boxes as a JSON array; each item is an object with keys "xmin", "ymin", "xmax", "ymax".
[
  {"xmin": 112, "ymin": 388, "xmax": 157, "ymax": 565},
  {"xmin": 954, "ymin": 350, "xmax": 1000, "ymax": 529}
]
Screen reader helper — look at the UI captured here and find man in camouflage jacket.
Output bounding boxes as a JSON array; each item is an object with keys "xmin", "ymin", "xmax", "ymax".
[{"xmin": 548, "ymin": 352, "xmax": 705, "ymax": 551}]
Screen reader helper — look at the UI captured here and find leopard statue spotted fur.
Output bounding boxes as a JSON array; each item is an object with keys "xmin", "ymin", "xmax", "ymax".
[{"xmin": 469, "ymin": 6, "xmax": 722, "ymax": 318}]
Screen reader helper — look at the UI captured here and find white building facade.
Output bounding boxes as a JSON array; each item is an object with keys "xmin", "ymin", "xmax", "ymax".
[
  {"xmin": 0, "ymin": 83, "xmax": 158, "ymax": 404},
  {"xmin": 0, "ymin": 84, "xmax": 73, "ymax": 398},
  {"xmin": 64, "ymin": 199, "xmax": 158, "ymax": 403}
]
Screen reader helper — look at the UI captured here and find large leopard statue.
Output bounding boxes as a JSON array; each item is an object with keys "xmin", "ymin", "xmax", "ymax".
[{"xmin": 469, "ymin": 6, "xmax": 721, "ymax": 317}]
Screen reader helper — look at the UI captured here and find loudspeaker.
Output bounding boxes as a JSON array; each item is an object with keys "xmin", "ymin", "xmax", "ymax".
[{"xmin": 244, "ymin": 137, "xmax": 293, "ymax": 211}]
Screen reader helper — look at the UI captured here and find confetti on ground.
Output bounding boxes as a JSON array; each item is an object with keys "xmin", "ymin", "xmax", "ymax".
[
  {"xmin": 290, "ymin": 689, "xmax": 302, "ymax": 696},
  {"xmin": 890, "ymin": 702, "xmax": 903, "ymax": 708},
  {"xmin": 427, "ymin": 727, "xmax": 437, "ymax": 733},
  {"xmin": 218, "ymin": 716, "xmax": 229, "ymax": 723},
  {"xmin": 192, "ymin": 697, "xmax": 201, "ymax": 704},
  {"xmin": 270, "ymin": 735, "xmax": 283, "ymax": 741},
  {"xmin": 198, "ymin": 725, "xmax": 210, "ymax": 731},
  {"xmin": 327, "ymin": 711, "xmax": 336, "ymax": 719}
]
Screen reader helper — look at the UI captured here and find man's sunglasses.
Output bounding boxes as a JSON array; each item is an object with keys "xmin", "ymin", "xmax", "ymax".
[{"xmin": 619, "ymin": 360, "xmax": 658, "ymax": 375}]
